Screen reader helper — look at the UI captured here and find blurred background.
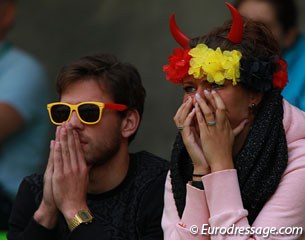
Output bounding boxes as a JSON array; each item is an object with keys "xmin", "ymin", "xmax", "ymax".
[{"xmin": 7, "ymin": 0, "xmax": 305, "ymax": 160}]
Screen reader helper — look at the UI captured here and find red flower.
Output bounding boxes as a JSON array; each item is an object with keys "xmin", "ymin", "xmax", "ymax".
[
  {"xmin": 273, "ymin": 59, "xmax": 288, "ymax": 90},
  {"xmin": 163, "ymin": 48, "xmax": 191, "ymax": 84}
]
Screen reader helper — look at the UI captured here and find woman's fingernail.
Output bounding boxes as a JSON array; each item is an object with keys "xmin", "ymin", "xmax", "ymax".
[
  {"xmin": 204, "ymin": 89, "xmax": 210, "ymax": 96},
  {"xmin": 211, "ymin": 90, "xmax": 216, "ymax": 94},
  {"xmin": 195, "ymin": 93, "xmax": 201, "ymax": 99}
]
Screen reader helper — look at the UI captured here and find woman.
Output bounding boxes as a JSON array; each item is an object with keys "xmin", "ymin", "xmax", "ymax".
[{"xmin": 162, "ymin": 2, "xmax": 305, "ymax": 239}]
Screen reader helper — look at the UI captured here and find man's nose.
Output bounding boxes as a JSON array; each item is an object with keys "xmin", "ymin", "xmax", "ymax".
[{"xmin": 69, "ymin": 111, "xmax": 84, "ymax": 129}]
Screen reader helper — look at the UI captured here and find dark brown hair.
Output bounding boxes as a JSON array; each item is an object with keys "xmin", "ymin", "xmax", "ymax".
[
  {"xmin": 56, "ymin": 53, "xmax": 146, "ymax": 142},
  {"xmin": 191, "ymin": 18, "xmax": 281, "ymax": 92},
  {"xmin": 191, "ymin": 18, "xmax": 280, "ymax": 59}
]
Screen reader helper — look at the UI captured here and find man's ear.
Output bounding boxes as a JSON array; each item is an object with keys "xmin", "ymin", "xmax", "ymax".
[{"xmin": 121, "ymin": 110, "xmax": 140, "ymax": 139}]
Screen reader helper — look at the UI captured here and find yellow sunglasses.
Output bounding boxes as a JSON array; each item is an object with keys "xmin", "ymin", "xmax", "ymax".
[{"xmin": 47, "ymin": 102, "xmax": 128, "ymax": 125}]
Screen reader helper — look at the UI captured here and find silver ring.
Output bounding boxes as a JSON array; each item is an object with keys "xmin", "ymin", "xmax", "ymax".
[
  {"xmin": 177, "ymin": 126, "xmax": 183, "ymax": 131},
  {"xmin": 206, "ymin": 121, "xmax": 216, "ymax": 126}
]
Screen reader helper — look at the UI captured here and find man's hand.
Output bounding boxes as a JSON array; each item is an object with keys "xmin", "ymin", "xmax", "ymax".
[
  {"xmin": 52, "ymin": 122, "xmax": 90, "ymax": 223},
  {"xmin": 33, "ymin": 139, "xmax": 59, "ymax": 229}
]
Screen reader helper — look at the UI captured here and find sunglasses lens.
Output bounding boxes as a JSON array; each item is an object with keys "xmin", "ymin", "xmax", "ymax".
[
  {"xmin": 50, "ymin": 105, "xmax": 70, "ymax": 123},
  {"xmin": 78, "ymin": 104, "xmax": 100, "ymax": 123}
]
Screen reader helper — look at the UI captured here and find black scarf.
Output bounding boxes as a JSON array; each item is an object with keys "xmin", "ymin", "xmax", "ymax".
[{"xmin": 170, "ymin": 89, "xmax": 288, "ymax": 225}]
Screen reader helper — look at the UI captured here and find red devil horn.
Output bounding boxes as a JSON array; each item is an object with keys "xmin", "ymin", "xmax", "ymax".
[
  {"xmin": 225, "ymin": 2, "xmax": 243, "ymax": 43},
  {"xmin": 169, "ymin": 13, "xmax": 190, "ymax": 49}
]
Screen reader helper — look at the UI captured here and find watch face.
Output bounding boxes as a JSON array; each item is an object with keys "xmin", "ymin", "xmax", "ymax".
[{"xmin": 79, "ymin": 210, "xmax": 92, "ymax": 221}]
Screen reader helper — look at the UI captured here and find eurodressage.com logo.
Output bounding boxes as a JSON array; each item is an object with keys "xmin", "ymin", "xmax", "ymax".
[{"xmin": 189, "ymin": 224, "xmax": 304, "ymax": 238}]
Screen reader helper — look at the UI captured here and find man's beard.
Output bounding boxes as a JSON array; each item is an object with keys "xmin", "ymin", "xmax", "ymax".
[{"xmin": 85, "ymin": 133, "xmax": 121, "ymax": 167}]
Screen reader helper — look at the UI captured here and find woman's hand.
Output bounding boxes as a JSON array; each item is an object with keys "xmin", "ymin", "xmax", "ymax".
[
  {"xmin": 195, "ymin": 90, "xmax": 247, "ymax": 172},
  {"xmin": 174, "ymin": 97, "xmax": 210, "ymax": 175}
]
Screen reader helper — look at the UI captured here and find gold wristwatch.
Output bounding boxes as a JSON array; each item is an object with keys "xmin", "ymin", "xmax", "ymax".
[{"xmin": 68, "ymin": 209, "xmax": 94, "ymax": 232}]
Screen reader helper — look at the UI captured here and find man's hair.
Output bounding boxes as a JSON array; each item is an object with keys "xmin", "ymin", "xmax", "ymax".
[
  {"xmin": 56, "ymin": 53, "xmax": 146, "ymax": 143},
  {"xmin": 235, "ymin": 0, "xmax": 298, "ymax": 34}
]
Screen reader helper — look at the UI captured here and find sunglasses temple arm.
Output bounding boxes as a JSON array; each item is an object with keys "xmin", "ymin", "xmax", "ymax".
[{"xmin": 104, "ymin": 103, "xmax": 128, "ymax": 111}]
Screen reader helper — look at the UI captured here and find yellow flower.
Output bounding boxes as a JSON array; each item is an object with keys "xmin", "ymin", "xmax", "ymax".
[
  {"xmin": 187, "ymin": 43, "xmax": 242, "ymax": 85},
  {"xmin": 188, "ymin": 44, "xmax": 210, "ymax": 79},
  {"xmin": 203, "ymin": 47, "xmax": 226, "ymax": 84},
  {"xmin": 222, "ymin": 50, "xmax": 242, "ymax": 85}
]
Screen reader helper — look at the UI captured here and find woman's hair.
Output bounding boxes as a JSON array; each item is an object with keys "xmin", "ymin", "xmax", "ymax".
[
  {"xmin": 191, "ymin": 18, "xmax": 280, "ymax": 60},
  {"xmin": 191, "ymin": 18, "xmax": 282, "ymax": 92}
]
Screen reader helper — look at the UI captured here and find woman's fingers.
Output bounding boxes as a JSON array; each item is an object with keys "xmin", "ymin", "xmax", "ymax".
[
  {"xmin": 203, "ymin": 90, "xmax": 217, "ymax": 110},
  {"xmin": 211, "ymin": 90, "xmax": 227, "ymax": 124},
  {"xmin": 182, "ymin": 108, "xmax": 195, "ymax": 135},
  {"xmin": 173, "ymin": 97, "xmax": 193, "ymax": 128},
  {"xmin": 233, "ymin": 119, "xmax": 249, "ymax": 136},
  {"xmin": 195, "ymin": 93, "xmax": 215, "ymax": 128}
]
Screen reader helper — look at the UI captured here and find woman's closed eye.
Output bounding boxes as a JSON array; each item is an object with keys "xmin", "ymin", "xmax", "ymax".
[
  {"xmin": 183, "ymin": 86, "xmax": 197, "ymax": 94},
  {"xmin": 210, "ymin": 83, "xmax": 224, "ymax": 89}
]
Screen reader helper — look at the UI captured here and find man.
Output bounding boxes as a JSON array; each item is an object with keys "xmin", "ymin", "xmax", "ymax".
[
  {"xmin": 7, "ymin": 54, "xmax": 169, "ymax": 239},
  {"xmin": 0, "ymin": 0, "xmax": 51, "ymax": 228},
  {"xmin": 235, "ymin": 0, "xmax": 305, "ymax": 110}
]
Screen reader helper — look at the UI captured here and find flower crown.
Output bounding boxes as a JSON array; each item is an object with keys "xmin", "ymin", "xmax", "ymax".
[
  {"xmin": 163, "ymin": 2, "xmax": 288, "ymax": 91},
  {"xmin": 163, "ymin": 44, "xmax": 288, "ymax": 91},
  {"xmin": 163, "ymin": 44, "xmax": 242, "ymax": 86}
]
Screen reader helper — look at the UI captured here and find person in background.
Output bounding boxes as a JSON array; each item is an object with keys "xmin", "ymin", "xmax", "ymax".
[
  {"xmin": 236, "ymin": 0, "xmax": 305, "ymax": 110},
  {"xmin": 162, "ymin": 3, "xmax": 305, "ymax": 239},
  {"xmin": 8, "ymin": 53, "xmax": 169, "ymax": 240},
  {"xmin": 0, "ymin": 0, "xmax": 51, "ymax": 229}
]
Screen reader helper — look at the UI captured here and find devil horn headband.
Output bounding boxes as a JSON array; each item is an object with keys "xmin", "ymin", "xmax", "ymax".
[
  {"xmin": 169, "ymin": 2, "xmax": 243, "ymax": 47},
  {"xmin": 169, "ymin": 14, "xmax": 190, "ymax": 49},
  {"xmin": 225, "ymin": 2, "xmax": 244, "ymax": 43}
]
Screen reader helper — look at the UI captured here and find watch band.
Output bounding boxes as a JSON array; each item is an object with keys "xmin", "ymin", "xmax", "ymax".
[
  {"xmin": 68, "ymin": 210, "xmax": 94, "ymax": 232},
  {"xmin": 68, "ymin": 215, "xmax": 82, "ymax": 232}
]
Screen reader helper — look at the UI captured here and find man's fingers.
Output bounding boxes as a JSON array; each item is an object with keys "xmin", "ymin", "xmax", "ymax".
[
  {"xmin": 66, "ymin": 123, "xmax": 79, "ymax": 171},
  {"xmin": 73, "ymin": 130, "xmax": 86, "ymax": 168},
  {"xmin": 60, "ymin": 123, "xmax": 71, "ymax": 173},
  {"xmin": 46, "ymin": 140, "xmax": 55, "ymax": 170},
  {"xmin": 53, "ymin": 141, "xmax": 63, "ymax": 176}
]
